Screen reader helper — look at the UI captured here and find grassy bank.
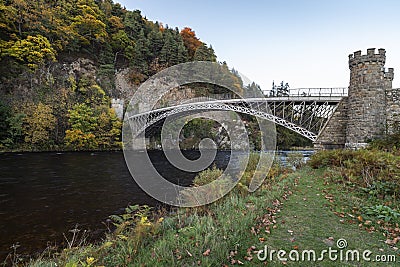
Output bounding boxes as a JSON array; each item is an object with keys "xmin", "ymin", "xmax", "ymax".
[{"xmin": 10, "ymin": 149, "xmax": 400, "ymax": 266}]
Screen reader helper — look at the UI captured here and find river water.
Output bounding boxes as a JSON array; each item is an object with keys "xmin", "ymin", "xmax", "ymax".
[{"xmin": 0, "ymin": 150, "xmax": 311, "ymax": 260}]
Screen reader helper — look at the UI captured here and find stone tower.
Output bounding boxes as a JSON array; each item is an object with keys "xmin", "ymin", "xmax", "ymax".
[{"xmin": 345, "ymin": 48, "xmax": 394, "ymax": 148}]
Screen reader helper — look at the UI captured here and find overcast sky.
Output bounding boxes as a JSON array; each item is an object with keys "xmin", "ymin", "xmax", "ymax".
[{"xmin": 116, "ymin": 0, "xmax": 400, "ymax": 91}]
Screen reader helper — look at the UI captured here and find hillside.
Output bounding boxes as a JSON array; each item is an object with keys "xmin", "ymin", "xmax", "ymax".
[
  {"xmin": 0, "ymin": 0, "xmax": 223, "ymax": 151},
  {"xmin": 0, "ymin": 0, "xmax": 312, "ymax": 152}
]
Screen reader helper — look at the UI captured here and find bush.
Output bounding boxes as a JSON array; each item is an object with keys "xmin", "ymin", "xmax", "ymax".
[
  {"xmin": 369, "ymin": 133, "xmax": 400, "ymax": 153},
  {"xmin": 180, "ymin": 166, "xmax": 233, "ymax": 207},
  {"xmin": 286, "ymin": 152, "xmax": 305, "ymax": 169},
  {"xmin": 309, "ymin": 149, "xmax": 400, "ymax": 200}
]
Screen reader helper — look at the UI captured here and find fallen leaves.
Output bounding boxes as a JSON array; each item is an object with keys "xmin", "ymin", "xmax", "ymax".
[
  {"xmin": 202, "ymin": 248, "xmax": 211, "ymax": 256},
  {"xmin": 324, "ymin": 194, "xmax": 334, "ymax": 203}
]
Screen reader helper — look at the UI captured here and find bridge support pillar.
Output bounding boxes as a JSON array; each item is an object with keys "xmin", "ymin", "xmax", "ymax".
[{"xmin": 314, "ymin": 97, "xmax": 348, "ymax": 150}]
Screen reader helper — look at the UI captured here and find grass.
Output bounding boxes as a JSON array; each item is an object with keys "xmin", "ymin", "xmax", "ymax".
[
  {"xmin": 262, "ymin": 167, "xmax": 399, "ymax": 266},
  {"xmin": 11, "ymin": 150, "xmax": 400, "ymax": 266}
]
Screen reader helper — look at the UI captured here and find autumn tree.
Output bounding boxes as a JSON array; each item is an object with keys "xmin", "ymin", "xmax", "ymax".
[
  {"xmin": 96, "ymin": 107, "xmax": 122, "ymax": 149},
  {"xmin": 0, "ymin": 34, "xmax": 56, "ymax": 70},
  {"xmin": 180, "ymin": 27, "xmax": 202, "ymax": 60},
  {"xmin": 65, "ymin": 103, "xmax": 98, "ymax": 150},
  {"xmin": 0, "ymin": 0, "xmax": 220, "ymax": 151},
  {"xmin": 23, "ymin": 103, "xmax": 56, "ymax": 148},
  {"xmin": 70, "ymin": 1, "xmax": 108, "ymax": 48}
]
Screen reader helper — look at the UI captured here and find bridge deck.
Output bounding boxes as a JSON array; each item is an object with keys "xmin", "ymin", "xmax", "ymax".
[{"xmin": 128, "ymin": 97, "xmax": 344, "ymax": 119}]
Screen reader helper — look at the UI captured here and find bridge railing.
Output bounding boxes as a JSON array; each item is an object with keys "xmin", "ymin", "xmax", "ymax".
[
  {"xmin": 265, "ymin": 88, "xmax": 348, "ymax": 98},
  {"xmin": 165, "ymin": 88, "xmax": 348, "ymax": 105}
]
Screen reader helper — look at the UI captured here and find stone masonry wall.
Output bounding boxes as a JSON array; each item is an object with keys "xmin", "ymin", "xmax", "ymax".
[
  {"xmin": 345, "ymin": 49, "xmax": 391, "ymax": 146},
  {"xmin": 314, "ymin": 97, "xmax": 348, "ymax": 149},
  {"xmin": 386, "ymin": 88, "xmax": 400, "ymax": 134},
  {"xmin": 316, "ymin": 48, "xmax": 396, "ymax": 149}
]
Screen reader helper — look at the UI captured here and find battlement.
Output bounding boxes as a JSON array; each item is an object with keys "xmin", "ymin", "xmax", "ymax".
[
  {"xmin": 348, "ymin": 48, "xmax": 386, "ymax": 68},
  {"xmin": 385, "ymin": 68, "xmax": 394, "ymax": 81}
]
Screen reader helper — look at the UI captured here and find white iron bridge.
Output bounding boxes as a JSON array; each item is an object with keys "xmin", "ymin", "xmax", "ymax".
[{"xmin": 126, "ymin": 88, "xmax": 348, "ymax": 142}]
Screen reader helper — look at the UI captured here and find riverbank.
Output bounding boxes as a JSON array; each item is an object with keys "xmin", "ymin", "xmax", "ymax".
[{"xmin": 16, "ymin": 148, "xmax": 398, "ymax": 266}]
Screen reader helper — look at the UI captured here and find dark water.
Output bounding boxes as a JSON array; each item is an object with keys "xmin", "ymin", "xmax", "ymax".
[
  {"xmin": 0, "ymin": 150, "xmax": 313, "ymax": 261},
  {"xmin": 0, "ymin": 150, "xmax": 230, "ymax": 260}
]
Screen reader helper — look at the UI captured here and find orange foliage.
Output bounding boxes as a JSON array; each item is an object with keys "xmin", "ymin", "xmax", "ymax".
[{"xmin": 180, "ymin": 27, "xmax": 202, "ymax": 59}]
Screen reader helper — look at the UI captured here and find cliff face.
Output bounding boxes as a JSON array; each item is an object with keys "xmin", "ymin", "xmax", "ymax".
[{"xmin": 0, "ymin": 57, "xmax": 128, "ymax": 151}]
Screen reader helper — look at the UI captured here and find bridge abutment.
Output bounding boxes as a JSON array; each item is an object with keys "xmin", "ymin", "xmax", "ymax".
[{"xmin": 314, "ymin": 97, "xmax": 349, "ymax": 150}]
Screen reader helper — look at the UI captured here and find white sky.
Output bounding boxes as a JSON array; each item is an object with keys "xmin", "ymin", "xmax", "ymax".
[{"xmin": 116, "ymin": 0, "xmax": 400, "ymax": 91}]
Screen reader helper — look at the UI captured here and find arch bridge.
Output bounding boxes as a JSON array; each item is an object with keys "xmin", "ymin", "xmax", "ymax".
[{"xmin": 126, "ymin": 88, "xmax": 348, "ymax": 142}]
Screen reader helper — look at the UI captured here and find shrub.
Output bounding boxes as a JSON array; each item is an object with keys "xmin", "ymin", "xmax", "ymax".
[
  {"xmin": 369, "ymin": 133, "xmax": 400, "ymax": 153},
  {"xmin": 309, "ymin": 149, "xmax": 400, "ymax": 200},
  {"xmin": 286, "ymin": 152, "xmax": 305, "ymax": 169},
  {"xmin": 363, "ymin": 205, "xmax": 400, "ymax": 223}
]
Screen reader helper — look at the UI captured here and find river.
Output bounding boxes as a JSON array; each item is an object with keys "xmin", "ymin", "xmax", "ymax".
[{"xmin": 0, "ymin": 150, "xmax": 311, "ymax": 260}]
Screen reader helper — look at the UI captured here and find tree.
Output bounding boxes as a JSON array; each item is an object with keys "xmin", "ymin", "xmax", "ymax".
[
  {"xmin": 123, "ymin": 9, "xmax": 146, "ymax": 39},
  {"xmin": 71, "ymin": 13, "xmax": 107, "ymax": 47},
  {"xmin": 0, "ymin": 1, "xmax": 17, "ymax": 39},
  {"xmin": 65, "ymin": 103, "xmax": 98, "ymax": 150},
  {"xmin": 180, "ymin": 27, "xmax": 202, "ymax": 59},
  {"xmin": 96, "ymin": 107, "xmax": 122, "ymax": 149},
  {"xmin": 131, "ymin": 29, "xmax": 150, "ymax": 71},
  {"xmin": 193, "ymin": 43, "xmax": 216, "ymax": 62},
  {"xmin": 23, "ymin": 103, "xmax": 56, "ymax": 147},
  {"xmin": 110, "ymin": 29, "xmax": 132, "ymax": 64},
  {"xmin": 0, "ymin": 102, "xmax": 10, "ymax": 142},
  {"xmin": 177, "ymin": 40, "xmax": 188, "ymax": 63},
  {"xmin": 148, "ymin": 28, "xmax": 163, "ymax": 58},
  {"xmin": 159, "ymin": 30, "xmax": 177, "ymax": 65},
  {"xmin": 1, "ymin": 34, "xmax": 56, "ymax": 70},
  {"xmin": 64, "ymin": 103, "xmax": 122, "ymax": 150}
]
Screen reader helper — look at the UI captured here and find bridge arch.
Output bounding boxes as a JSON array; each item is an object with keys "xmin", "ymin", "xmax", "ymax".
[{"xmin": 126, "ymin": 98, "xmax": 340, "ymax": 142}]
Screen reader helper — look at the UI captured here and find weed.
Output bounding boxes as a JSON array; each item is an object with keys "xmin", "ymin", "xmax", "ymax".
[{"xmin": 363, "ymin": 205, "xmax": 400, "ymax": 223}]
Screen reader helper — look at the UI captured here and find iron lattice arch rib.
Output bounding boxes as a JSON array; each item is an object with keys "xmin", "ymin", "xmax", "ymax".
[{"xmin": 128, "ymin": 95, "xmax": 343, "ymax": 142}]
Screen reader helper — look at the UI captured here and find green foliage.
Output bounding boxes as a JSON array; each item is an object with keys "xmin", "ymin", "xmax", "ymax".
[
  {"xmin": 276, "ymin": 125, "xmax": 312, "ymax": 149},
  {"xmin": 369, "ymin": 132, "xmax": 400, "ymax": 154},
  {"xmin": 360, "ymin": 181, "xmax": 398, "ymax": 200},
  {"xmin": 193, "ymin": 43, "xmax": 216, "ymax": 62},
  {"xmin": 0, "ymin": 101, "xmax": 11, "ymax": 142},
  {"xmin": 1, "ymin": 34, "xmax": 56, "ymax": 70},
  {"xmin": 70, "ymin": 1, "xmax": 107, "ymax": 47},
  {"xmin": 0, "ymin": 0, "xmax": 222, "ymax": 152},
  {"xmin": 180, "ymin": 166, "xmax": 233, "ymax": 207},
  {"xmin": 363, "ymin": 205, "xmax": 400, "ymax": 223},
  {"xmin": 64, "ymin": 103, "xmax": 122, "ymax": 150},
  {"xmin": 192, "ymin": 165, "xmax": 224, "ymax": 186},
  {"xmin": 68, "ymin": 103, "xmax": 97, "ymax": 133},
  {"xmin": 182, "ymin": 118, "xmax": 214, "ymax": 139},
  {"xmin": 23, "ymin": 103, "xmax": 56, "ymax": 148},
  {"xmin": 309, "ymin": 149, "xmax": 400, "ymax": 200},
  {"xmin": 65, "ymin": 103, "xmax": 97, "ymax": 150},
  {"xmin": 5, "ymin": 112, "xmax": 25, "ymax": 147},
  {"xmin": 96, "ymin": 107, "xmax": 122, "ymax": 149}
]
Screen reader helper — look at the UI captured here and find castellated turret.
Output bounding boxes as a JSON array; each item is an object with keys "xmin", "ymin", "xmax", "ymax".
[{"xmin": 345, "ymin": 48, "xmax": 394, "ymax": 148}]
